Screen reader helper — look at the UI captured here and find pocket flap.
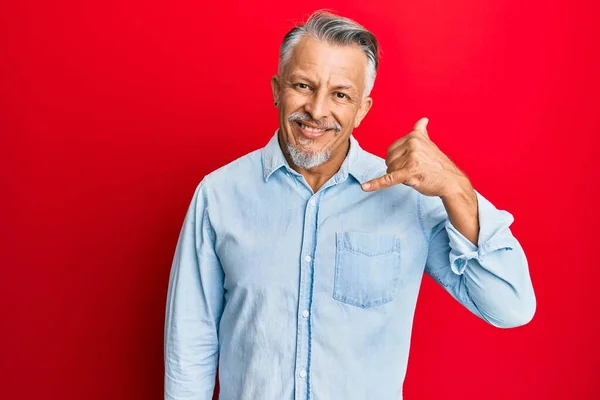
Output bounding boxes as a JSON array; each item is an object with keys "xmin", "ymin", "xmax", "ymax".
[{"xmin": 336, "ymin": 232, "xmax": 401, "ymax": 256}]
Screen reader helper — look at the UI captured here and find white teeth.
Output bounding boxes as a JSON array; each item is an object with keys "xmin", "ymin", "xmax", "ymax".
[{"xmin": 300, "ymin": 123, "xmax": 326, "ymax": 133}]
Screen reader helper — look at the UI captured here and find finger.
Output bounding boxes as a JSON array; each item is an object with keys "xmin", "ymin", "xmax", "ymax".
[
  {"xmin": 385, "ymin": 143, "xmax": 411, "ymax": 169},
  {"xmin": 387, "ymin": 134, "xmax": 426, "ymax": 167},
  {"xmin": 362, "ymin": 169, "xmax": 410, "ymax": 192},
  {"xmin": 386, "ymin": 134, "xmax": 412, "ymax": 156},
  {"xmin": 387, "ymin": 124, "xmax": 428, "ymax": 156},
  {"xmin": 386, "ymin": 153, "xmax": 410, "ymax": 174},
  {"xmin": 412, "ymin": 117, "xmax": 429, "ymax": 138},
  {"xmin": 385, "ymin": 144, "xmax": 409, "ymax": 167},
  {"xmin": 386, "ymin": 130, "xmax": 423, "ymax": 156}
]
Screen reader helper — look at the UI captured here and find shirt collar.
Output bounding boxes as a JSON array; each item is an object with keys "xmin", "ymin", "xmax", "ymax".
[{"xmin": 261, "ymin": 129, "xmax": 372, "ymax": 184}]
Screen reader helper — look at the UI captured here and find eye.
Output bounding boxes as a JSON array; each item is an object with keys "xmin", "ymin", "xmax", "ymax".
[
  {"xmin": 335, "ymin": 92, "xmax": 348, "ymax": 99},
  {"xmin": 294, "ymin": 83, "xmax": 310, "ymax": 90}
]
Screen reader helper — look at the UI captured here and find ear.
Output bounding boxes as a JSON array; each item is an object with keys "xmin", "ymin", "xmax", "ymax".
[
  {"xmin": 271, "ymin": 75, "xmax": 281, "ymax": 105},
  {"xmin": 354, "ymin": 96, "xmax": 373, "ymax": 128}
]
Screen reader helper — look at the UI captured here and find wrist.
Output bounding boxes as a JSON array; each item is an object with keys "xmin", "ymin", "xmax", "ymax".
[
  {"xmin": 440, "ymin": 176, "xmax": 480, "ymax": 246},
  {"xmin": 441, "ymin": 175, "xmax": 475, "ymax": 203}
]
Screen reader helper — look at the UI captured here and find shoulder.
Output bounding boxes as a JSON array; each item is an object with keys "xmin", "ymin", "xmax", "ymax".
[
  {"xmin": 193, "ymin": 147, "xmax": 264, "ymax": 199},
  {"xmin": 355, "ymin": 147, "xmax": 388, "ymax": 182},
  {"xmin": 206, "ymin": 148, "xmax": 262, "ymax": 184}
]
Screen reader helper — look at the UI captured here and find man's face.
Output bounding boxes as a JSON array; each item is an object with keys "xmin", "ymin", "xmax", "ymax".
[{"xmin": 271, "ymin": 36, "xmax": 373, "ymax": 170}]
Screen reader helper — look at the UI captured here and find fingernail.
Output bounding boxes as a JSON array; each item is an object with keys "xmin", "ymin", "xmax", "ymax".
[{"xmin": 362, "ymin": 183, "xmax": 371, "ymax": 190}]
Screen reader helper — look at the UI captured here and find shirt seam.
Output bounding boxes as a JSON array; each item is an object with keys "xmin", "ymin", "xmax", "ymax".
[
  {"xmin": 416, "ymin": 193, "xmax": 429, "ymax": 244},
  {"xmin": 199, "ymin": 180, "xmax": 217, "ymax": 243}
]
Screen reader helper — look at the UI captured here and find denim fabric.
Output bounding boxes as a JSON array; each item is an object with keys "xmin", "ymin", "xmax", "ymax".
[{"xmin": 164, "ymin": 131, "xmax": 536, "ymax": 400}]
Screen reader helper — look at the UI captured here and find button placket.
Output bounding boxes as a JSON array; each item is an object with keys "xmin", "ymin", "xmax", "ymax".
[{"xmin": 294, "ymin": 193, "xmax": 320, "ymax": 400}]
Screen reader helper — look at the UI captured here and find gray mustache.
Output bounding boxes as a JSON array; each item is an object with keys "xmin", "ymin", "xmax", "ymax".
[{"xmin": 288, "ymin": 112, "xmax": 342, "ymax": 132}]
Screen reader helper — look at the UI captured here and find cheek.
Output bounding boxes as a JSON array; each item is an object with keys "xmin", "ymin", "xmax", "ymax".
[
  {"xmin": 282, "ymin": 90, "xmax": 305, "ymax": 109},
  {"xmin": 334, "ymin": 107, "xmax": 358, "ymax": 129}
]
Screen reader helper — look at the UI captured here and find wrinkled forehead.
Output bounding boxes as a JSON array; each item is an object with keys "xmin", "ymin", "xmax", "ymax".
[{"xmin": 284, "ymin": 36, "xmax": 368, "ymax": 91}]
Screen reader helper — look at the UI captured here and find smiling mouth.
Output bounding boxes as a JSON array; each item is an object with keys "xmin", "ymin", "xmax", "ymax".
[
  {"xmin": 297, "ymin": 121, "xmax": 328, "ymax": 133},
  {"xmin": 294, "ymin": 121, "xmax": 331, "ymax": 139}
]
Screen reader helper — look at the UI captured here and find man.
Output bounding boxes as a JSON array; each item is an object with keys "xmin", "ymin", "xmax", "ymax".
[{"xmin": 164, "ymin": 10, "xmax": 536, "ymax": 400}]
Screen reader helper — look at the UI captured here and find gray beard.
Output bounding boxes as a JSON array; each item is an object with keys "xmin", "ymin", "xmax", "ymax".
[{"xmin": 285, "ymin": 138, "xmax": 332, "ymax": 170}]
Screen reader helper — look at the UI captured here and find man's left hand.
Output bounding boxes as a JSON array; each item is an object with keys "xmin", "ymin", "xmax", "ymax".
[{"xmin": 361, "ymin": 118, "xmax": 472, "ymax": 198}]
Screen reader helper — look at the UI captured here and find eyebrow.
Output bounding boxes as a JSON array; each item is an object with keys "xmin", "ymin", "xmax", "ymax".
[
  {"xmin": 332, "ymin": 84, "xmax": 355, "ymax": 92},
  {"xmin": 288, "ymin": 74, "xmax": 357, "ymax": 94},
  {"xmin": 288, "ymin": 74, "xmax": 317, "ymax": 86}
]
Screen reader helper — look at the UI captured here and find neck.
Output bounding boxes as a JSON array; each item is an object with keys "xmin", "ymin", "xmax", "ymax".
[{"xmin": 277, "ymin": 131, "xmax": 350, "ymax": 193}]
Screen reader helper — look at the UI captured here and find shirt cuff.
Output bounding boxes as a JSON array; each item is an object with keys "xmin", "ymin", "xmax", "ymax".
[{"xmin": 446, "ymin": 191, "xmax": 515, "ymax": 275}]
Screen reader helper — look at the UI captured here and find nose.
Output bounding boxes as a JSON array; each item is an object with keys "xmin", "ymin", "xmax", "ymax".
[{"xmin": 304, "ymin": 90, "xmax": 330, "ymax": 123}]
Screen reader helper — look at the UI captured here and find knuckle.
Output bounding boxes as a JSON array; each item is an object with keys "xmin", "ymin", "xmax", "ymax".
[
  {"xmin": 407, "ymin": 154, "xmax": 419, "ymax": 166},
  {"xmin": 387, "ymin": 139, "xmax": 402, "ymax": 154},
  {"xmin": 406, "ymin": 177, "xmax": 419, "ymax": 187},
  {"xmin": 385, "ymin": 156, "xmax": 394, "ymax": 167},
  {"xmin": 388, "ymin": 159, "xmax": 400, "ymax": 172},
  {"xmin": 406, "ymin": 159, "xmax": 419, "ymax": 172},
  {"xmin": 407, "ymin": 137, "xmax": 420, "ymax": 150}
]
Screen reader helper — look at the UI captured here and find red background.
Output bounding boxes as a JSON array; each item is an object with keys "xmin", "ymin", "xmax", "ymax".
[{"xmin": 2, "ymin": 0, "xmax": 599, "ymax": 399}]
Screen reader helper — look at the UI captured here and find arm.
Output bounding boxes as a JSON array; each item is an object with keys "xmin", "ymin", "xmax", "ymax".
[
  {"xmin": 421, "ymin": 190, "xmax": 536, "ymax": 328},
  {"xmin": 164, "ymin": 180, "xmax": 225, "ymax": 399},
  {"xmin": 360, "ymin": 117, "xmax": 536, "ymax": 327}
]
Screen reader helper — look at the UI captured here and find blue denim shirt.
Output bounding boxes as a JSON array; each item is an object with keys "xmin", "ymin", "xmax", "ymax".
[{"xmin": 164, "ymin": 131, "xmax": 536, "ymax": 400}]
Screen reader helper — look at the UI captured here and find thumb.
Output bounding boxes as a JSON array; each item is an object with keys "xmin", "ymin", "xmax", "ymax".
[{"xmin": 413, "ymin": 117, "xmax": 429, "ymax": 138}]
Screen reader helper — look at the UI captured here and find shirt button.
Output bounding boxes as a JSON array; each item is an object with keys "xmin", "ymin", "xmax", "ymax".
[
  {"xmin": 304, "ymin": 255, "xmax": 312, "ymax": 263},
  {"xmin": 299, "ymin": 370, "xmax": 307, "ymax": 378},
  {"xmin": 302, "ymin": 310, "xmax": 309, "ymax": 318},
  {"xmin": 308, "ymin": 199, "xmax": 315, "ymax": 207}
]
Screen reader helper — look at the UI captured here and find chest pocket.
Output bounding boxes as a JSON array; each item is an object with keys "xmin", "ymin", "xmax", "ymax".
[{"xmin": 333, "ymin": 232, "xmax": 402, "ymax": 308}]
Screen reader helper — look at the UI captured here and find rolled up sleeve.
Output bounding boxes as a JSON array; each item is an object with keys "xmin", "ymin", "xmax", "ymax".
[{"xmin": 422, "ymin": 191, "xmax": 536, "ymax": 328}]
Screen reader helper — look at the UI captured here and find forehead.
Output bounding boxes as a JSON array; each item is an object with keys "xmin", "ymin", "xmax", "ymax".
[{"xmin": 284, "ymin": 35, "xmax": 368, "ymax": 89}]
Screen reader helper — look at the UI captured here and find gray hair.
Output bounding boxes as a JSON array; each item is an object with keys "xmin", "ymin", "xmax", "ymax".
[{"xmin": 278, "ymin": 10, "xmax": 380, "ymax": 98}]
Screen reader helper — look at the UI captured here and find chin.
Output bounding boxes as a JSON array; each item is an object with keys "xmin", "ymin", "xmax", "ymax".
[{"xmin": 286, "ymin": 141, "xmax": 332, "ymax": 170}]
